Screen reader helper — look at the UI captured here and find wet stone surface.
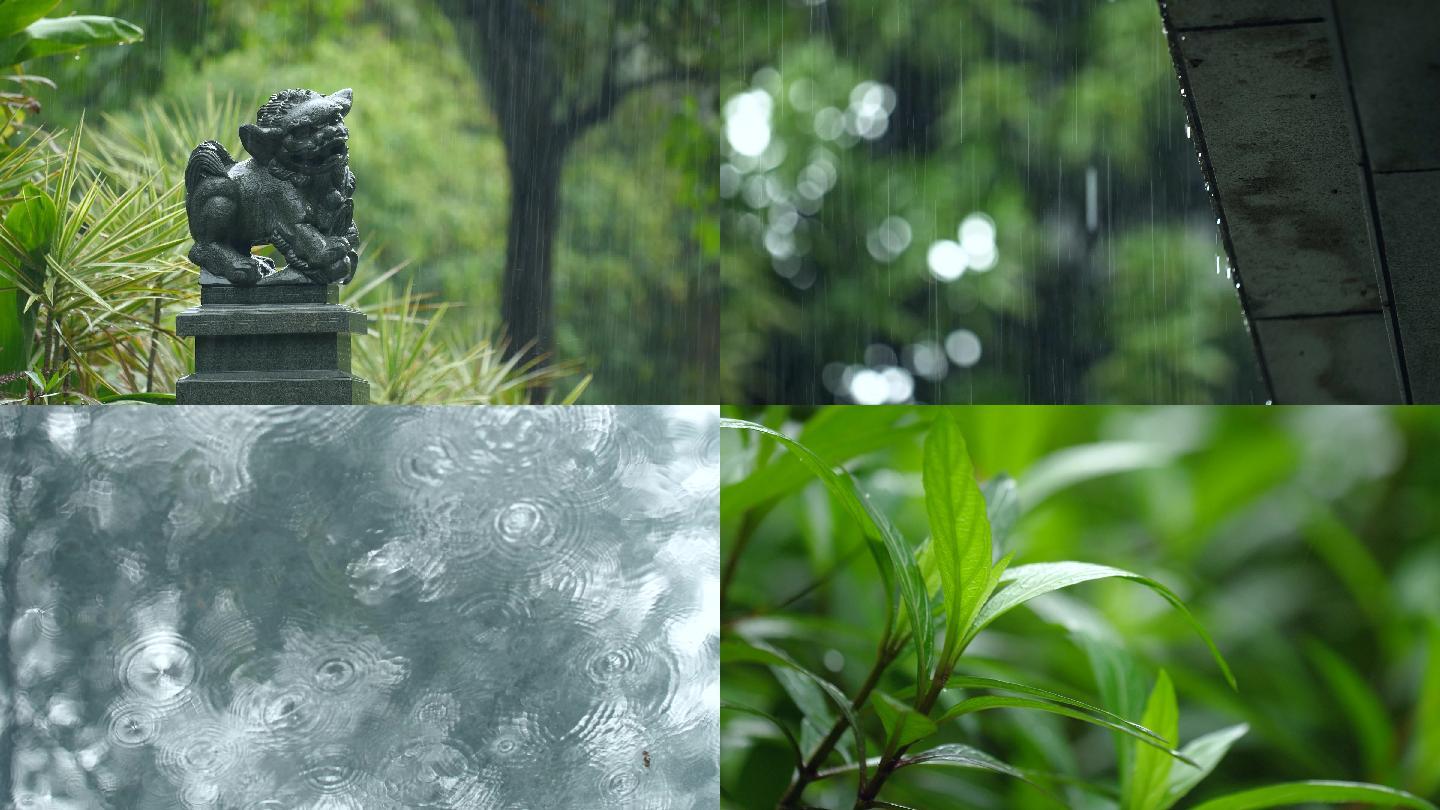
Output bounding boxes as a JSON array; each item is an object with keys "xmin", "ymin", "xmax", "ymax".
[{"xmin": 0, "ymin": 407, "xmax": 720, "ymax": 809}]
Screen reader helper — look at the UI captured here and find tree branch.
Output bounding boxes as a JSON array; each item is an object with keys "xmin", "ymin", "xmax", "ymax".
[{"xmin": 569, "ymin": 62, "xmax": 703, "ymax": 134}]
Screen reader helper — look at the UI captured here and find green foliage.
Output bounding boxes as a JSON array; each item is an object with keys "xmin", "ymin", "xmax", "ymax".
[
  {"xmin": 0, "ymin": 0, "xmax": 140, "ymax": 143},
  {"xmin": 0, "ymin": 118, "xmax": 191, "ymax": 402},
  {"xmin": 41, "ymin": 0, "xmax": 718, "ymax": 403},
  {"xmin": 718, "ymin": 0, "xmax": 1261, "ymax": 403},
  {"xmin": 720, "ymin": 406, "xmax": 1438, "ymax": 809},
  {"xmin": 343, "ymin": 270, "xmax": 587, "ymax": 405},
  {"xmin": 0, "ymin": 96, "xmax": 578, "ymax": 403}
]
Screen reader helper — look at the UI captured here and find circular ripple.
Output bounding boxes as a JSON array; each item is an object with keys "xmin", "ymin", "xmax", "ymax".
[
  {"xmin": 303, "ymin": 744, "xmax": 362, "ymax": 795},
  {"xmin": 106, "ymin": 703, "xmax": 161, "ymax": 748},
  {"xmin": 495, "ymin": 500, "xmax": 555, "ymax": 547},
  {"xmin": 411, "ymin": 692, "xmax": 461, "ymax": 734},
  {"xmin": 275, "ymin": 624, "xmax": 408, "ymax": 701},
  {"xmin": 487, "ymin": 496, "xmax": 589, "ymax": 573},
  {"xmin": 314, "ymin": 657, "xmax": 358, "ymax": 692},
  {"xmin": 381, "ymin": 738, "xmax": 483, "ymax": 807},
  {"xmin": 586, "ymin": 647, "xmax": 641, "ymax": 684},
  {"xmin": 180, "ymin": 781, "xmax": 220, "ymax": 808},
  {"xmin": 395, "ymin": 436, "xmax": 462, "ymax": 490},
  {"xmin": 601, "ymin": 768, "xmax": 642, "ymax": 802},
  {"xmin": 156, "ymin": 721, "xmax": 244, "ymax": 789},
  {"xmin": 117, "ymin": 631, "xmax": 198, "ymax": 707}
]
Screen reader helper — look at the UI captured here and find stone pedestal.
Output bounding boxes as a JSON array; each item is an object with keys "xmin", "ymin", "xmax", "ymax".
[{"xmin": 175, "ymin": 283, "xmax": 369, "ymax": 404}]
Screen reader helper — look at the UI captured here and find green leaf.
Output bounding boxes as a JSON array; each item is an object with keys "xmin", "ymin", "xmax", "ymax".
[
  {"xmin": 721, "ymin": 407, "xmax": 922, "ymax": 520},
  {"xmin": 874, "ymin": 691, "xmax": 938, "ymax": 750},
  {"xmin": 0, "ymin": 0, "xmax": 58, "ymax": 41},
  {"xmin": 1160, "ymin": 723, "xmax": 1248, "ymax": 810},
  {"xmin": 720, "ymin": 701, "xmax": 805, "ymax": 773},
  {"xmin": 1077, "ymin": 634, "xmax": 1148, "ymax": 772},
  {"xmin": 934, "ymin": 695, "xmax": 1196, "ymax": 767},
  {"xmin": 982, "ymin": 474, "xmax": 1019, "ymax": 549},
  {"xmin": 97, "ymin": 392, "xmax": 176, "ymax": 404},
  {"xmin": 1411, "ymin": 621, "xmax": 1440, "ymax": 796},
  {"xmin": 4, "ymin": 181, "xmax": 55, "ymax": 260},
  {"xmin": 944, "ymin": 675, "xmax": 1168, "ymax": 746},
  {"xmin": 1126, "ymin": 671, "xmax": 1178, "ymax": 810},
  {"xmin": 0, "ymin": 15, "xmax": 142, "ymax": 65},
  {"xmin": 1019, "ymin": 440, "xmax": 1181, "ymax": 507},
  {"xmin": 900, "ymin": 742, "xmax": 1029, "ymax": 782},
  {"xmin": 0, "ymin": 286, "xmax": 34, "ymax": 389},
  {"xmin": 720, "ymin": 638, "xmax": 868, "ymax": 774},
  {"xmin": 1304, "ymin": 640, "xmax": 1393, "ymax": 782},
  {"xmin": 721, "ymin": 419, "xmax": 934, "ymax": 686},
  {"xmin": 972, "ymin": 562, "xmax": 1235, "ymax": 688},
  {"xmin": 1187, "ymin": 781, "xmax": 1438, "ymax": 810},
  {"xmin": 923, "ymin": 412, "xmax": 994, "ymax": 663}
]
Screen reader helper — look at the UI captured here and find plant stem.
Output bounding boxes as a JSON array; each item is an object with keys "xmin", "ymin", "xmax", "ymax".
[
  {"xmin": 852, "ymin": 649, "xmax": 959, "ymax": 806},
  {"xmin": 777, "ymin": 641, "xmax": 902, "ymax": 809},
  {"xmin": 721, "ymin": 507, "xmax": 766, "ymax": 606},
  {"xmin": 144, "ymin": 297, "xmax": 162, "ymax": 393}
]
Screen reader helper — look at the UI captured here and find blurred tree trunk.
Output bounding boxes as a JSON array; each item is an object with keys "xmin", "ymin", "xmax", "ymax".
[
  {"xmin": 438, "ymin": 0, "xmax": 699, "ymax": 375},
  {"xmin": 502, "ymin": 143, "xmax": 564, "ymax": 363}
]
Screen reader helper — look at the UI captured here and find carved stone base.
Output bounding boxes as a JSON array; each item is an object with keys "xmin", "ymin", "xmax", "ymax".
[{"xmin": 176, "ymin": 284, "xmax": 369, "ymax": 405}]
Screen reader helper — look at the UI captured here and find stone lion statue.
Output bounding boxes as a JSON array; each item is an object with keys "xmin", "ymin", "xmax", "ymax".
[{"xmin": 185, "ymin": 88, "xmax": 359, "ymax": 286}]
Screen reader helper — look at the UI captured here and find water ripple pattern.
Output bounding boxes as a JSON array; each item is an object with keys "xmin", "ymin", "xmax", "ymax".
[{"xmin": 0, "ymin": 406, "xmax": 719, "ymax": 809}]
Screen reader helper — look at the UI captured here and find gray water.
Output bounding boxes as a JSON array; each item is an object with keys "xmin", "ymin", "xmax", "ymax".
[{"xmin": 0, "ymin": 406, "xmax": 719, "ymax": 809}]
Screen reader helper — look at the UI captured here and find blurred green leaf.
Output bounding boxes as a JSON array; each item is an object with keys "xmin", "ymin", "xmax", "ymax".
[
  {"xmin": 0, "ymin": 0, "xmax": 59, "ymax": 40},
  {"xmin": 1410, "ymin": 622, "xmax": 1440, "ymax": 796},
  {"xmin": 0, "ymin": 14, "xmax": 142, "ymax": 65},
  {"xmin": 1019, "ymin": 441, "xmax": 1183, "ymax": 507},
  {"xmin": 923, "ymin": 412, "xmax": 995, "ymax": 664},
  {"xmin": 721, "ymin": 637, "xmax": 869, "ymax": 773},
  {"xmin": 1126, "ymin": 670, "xmax": 1178, "ymax": 810},
  {"xmin": 983, "ymin": 474, "xmax": 1020, "ymax": 550},
  {"xmin": 1187, "ymin": 781, "xmax": 1438, "ymax": 810},
  {"xmin": 1160, "ymin": 723, "xmax": 1248, "ymax": 810},
  {"xmin": 1304, "ymin": 641, "xmax": 1393, "ymax": 782},
  {"xmin": 721, "ymin": 701, "xmax": 806, "ymax": 774}
]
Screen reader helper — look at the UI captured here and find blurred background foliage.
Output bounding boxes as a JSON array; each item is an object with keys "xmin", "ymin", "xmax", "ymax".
[
  {"xmin": 721, "ymin": 406, "xmax": 1440, "ymax": 807},
  {"xmin": 718, "ymin": 0, "xmax": 1266, "ymax": 404},
  {"xmin": 10, "ymin": 0, "xmax": 716, "ymax": 403}
]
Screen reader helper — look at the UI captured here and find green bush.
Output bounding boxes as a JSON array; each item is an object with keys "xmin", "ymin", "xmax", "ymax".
[{"xmin": 721, "ymin": 406, "xmax": 1440, "ymax": 809}]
